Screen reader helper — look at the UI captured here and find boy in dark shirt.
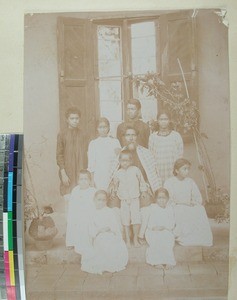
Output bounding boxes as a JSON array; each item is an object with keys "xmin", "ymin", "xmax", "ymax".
[{"xmin": 117, "ymin": 99, "xmax": 150, "ymax": 148}]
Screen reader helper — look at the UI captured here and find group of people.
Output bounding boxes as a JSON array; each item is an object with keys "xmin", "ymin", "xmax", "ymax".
[{"xmin": 56, "ymin": 98, "xmax": 213, "ymax": 275}]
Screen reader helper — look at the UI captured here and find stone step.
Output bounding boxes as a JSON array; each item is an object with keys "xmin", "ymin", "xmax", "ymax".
[{"xmin": 25, "ymin": 220, "xmax": 229, "ymax": 265}]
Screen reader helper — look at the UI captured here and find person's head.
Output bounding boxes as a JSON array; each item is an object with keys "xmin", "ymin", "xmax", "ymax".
[
  {"xmin": 154, "ymin": 188, "xmax": 169, "ymax": 208},
  {"xmin": 126, "ymin": 99, "xmax": 141, "ymax": 119},
  {"xmin": 97, "ymin": 117, "xmax": 110, "ymax": 137},
  {"xmin": 65, "ymin": 107, "xmax": 81, "ymax": 129},
  {"xmin": 124, "ymin": 126, "xmax": 139, "ymax": 150},
  {"xmin": 119, "ymin": 150, "xmax": 133, "ymax": 170},
  {"xmin": 78, "ymin": 169, "xmax": 91, "ymax": 189},
  {"xmin": 94, "ymin": 190, "xmax": 108, "ymax": 209},
  {"xmin": 173, "ymin": 158, "xmax": 191, "ymax": 179},
  {"xmin": 157, "ymin": 111, "xmax": 171, "ymax": 130}
]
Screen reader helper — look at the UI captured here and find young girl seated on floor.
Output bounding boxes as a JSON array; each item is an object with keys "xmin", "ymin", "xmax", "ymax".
[
  {"xmin": 81, "ymin": 190, "xmax": 128, "ymax": 275},
  {"xmin": 66, "ymin": 169, "xmax": 96, "ymax": 254},
  {"xmin": 164, "ymin": 158, "xmax": 213, "ymax": 246},
  {"xmin": 145, "ymin": 188, "xmax": 176, "ymax": 269}
]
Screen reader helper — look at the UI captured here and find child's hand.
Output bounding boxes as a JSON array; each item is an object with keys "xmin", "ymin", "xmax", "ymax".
[{"xmin": 61, "ymin": 169, "xmax": 70, "ymax": 186}]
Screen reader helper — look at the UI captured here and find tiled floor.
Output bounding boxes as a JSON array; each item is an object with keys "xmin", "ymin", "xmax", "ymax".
[
  {"xmin": 25, "ymin": 221, "xmax": 229, "ymax": 299},
  {"xmin": 26, "ymin": 260, "xmax": 229, "ymax": 300}
]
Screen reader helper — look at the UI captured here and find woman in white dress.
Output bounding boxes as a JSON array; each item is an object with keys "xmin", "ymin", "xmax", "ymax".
[
  {"xmin": 149, "ymin": 111, "xmax": 183, "ymax": 183},
  {"xmin": 145, "ymin": 188, "xmax": 176, "ymax": 269},
  {"xmin": 88, "ymin": 118, "xmax": 121, "ymax": 191},
  {"xmin": 81, "ymin": 190, "xmax": 128, "ymax": 275},
  {"xmin": 164, "ymin": 158, "xmax": 213, "ymax": 246}
]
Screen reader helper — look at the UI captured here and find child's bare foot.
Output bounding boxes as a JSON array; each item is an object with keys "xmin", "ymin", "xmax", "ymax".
[
  {"xmin": 155, "ymin": 264, "xmax": 164, "ymax": 269},
  {"xmin": 126, "ymin": 241, "xmax": 132, "ymax": 248},
  {"xmin": 133, "ymin": 239, "xmax": 141, "ymax": 248},
  {"xmin": 165, "ymin": 264, "xmax": 174, "ymax": 270}
]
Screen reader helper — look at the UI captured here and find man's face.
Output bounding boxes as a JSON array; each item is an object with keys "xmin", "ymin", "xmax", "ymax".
[
  {"xmin": 124, "ymin": 129, "xmax": 137, "ymax": 148},
  {"xmin": 127, "ymin": 104, "xmax": 139, "ymax": 119}
]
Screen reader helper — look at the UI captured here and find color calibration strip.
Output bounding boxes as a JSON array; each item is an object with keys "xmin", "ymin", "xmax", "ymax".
[{"xmin": 0, "ymin": 135, "xmax": 26, "ymax": 300}]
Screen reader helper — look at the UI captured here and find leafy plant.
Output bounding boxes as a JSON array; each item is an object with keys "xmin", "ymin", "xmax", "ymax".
[
  {"xmin": 133, "ymin": 72, "xmax": 199, "ymax": 135},
  {"xmin": 133, "ymin": 71, "xmax": 219, "ymax": 204}
]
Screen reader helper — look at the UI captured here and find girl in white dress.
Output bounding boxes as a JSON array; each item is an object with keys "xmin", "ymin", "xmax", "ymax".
[
  {"xmin": 66, "ymin": 170, "xmax": 96, "ymax": 254},
  {"xmin": 88, "ymin": 118, "xmax": 121, "ymax": 190},
  {"xmin": 81, "ymin": 190, "xmax": 128, "ymax": 275},
  {"xmin": 164, "ymin": 158, "xmax": 213, "ymax": 246},
  {"xmin": 145, "ymin": 188, "xmax": 176, "ymax": 269},
  {"xmin": 149, "ymin": 111, "xmax": 183, "ymax": 183}
]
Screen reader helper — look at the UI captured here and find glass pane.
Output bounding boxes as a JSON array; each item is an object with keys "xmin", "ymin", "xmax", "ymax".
[
  {"xmin": 132, "ymin": 36, "xmax": 156, "ymax": 58},
  {"xmin": 97, "ymin": 26, "xmax": 121, "ymax": 77},
  {"xmin": 98, "ymin": 59, "xmax": 121, "ymax": 78},
  {"xmin": 132, "ymin": 57, "xmax": 156, "ymax": 75},
  {"xmin": 131, "ymin": 22, "xmax": 156, "ymax": 75},
  {"xmin": 99, "ymin": 80, "xmax": 123, "ymax": 136},
  {"xmin": 133, "ymin": 85, "xmax": 158, "ymax": 123},
  {"xmin": 99, "ymin": 80, "xmax": 121, "ymax": 102},
  {"xmin": 97, "ymin": 26, "xmax": 123, "ymax": 132},
  {"xmin": 131, "ymin": 21, "xmax": 155, "ymax": 38}
]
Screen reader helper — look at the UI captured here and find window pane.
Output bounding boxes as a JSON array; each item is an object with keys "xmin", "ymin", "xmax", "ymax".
[
  {"xmin": 99, "ymin": 80, "xmax": 121, "ymax": 103},
  {"xmin": 133, "ymin": 85, "xmax": 158, "ymax": 123},
  {"xmin": 97, "ymin": 26, "xmax": 123, "ymax": 134},
  {"xmin": 97, "ymin": 26, "xmax": 121, "ymax": 77},
  {"xmin": 131, "ymin": 22, "xmax": 156, "ymax": 75},
  {"xmin": 132, "ymin": 57, "xmax": 156, "ymax": 75},
  {"xmin": 99, "ymin": 80, "xmax": 123, "ymax": 136},
  {"xmin": 131, "ymin": 21, "xmax": 157, "ymax": 123},
  {"xmin": 131, "ymin": 21, "xmax": 155, "ymax": 38}
]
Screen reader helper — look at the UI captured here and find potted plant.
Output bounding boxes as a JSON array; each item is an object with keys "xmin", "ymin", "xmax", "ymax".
[
  {"xmin": 205, "ymin": 187, "xmax": 230, "ymax": 222},
  {"xmin": 25, "ymin": 189, "xmax": 58, "ymax": 250}
]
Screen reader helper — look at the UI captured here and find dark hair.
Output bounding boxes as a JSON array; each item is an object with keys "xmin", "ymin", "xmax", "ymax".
[
  {"xmin": 97, "ymin": 117, "xmax": 110, "ymax": 131},
  {"xmin": 157, "ymin": 110, "xmax": 171, "ymax": 120},
  {"xmin": 119, "ymin": 149, "xmax": 133, "ymax": 160},
  {"xmin": 157, "ymin": 110, "xmax": 175, "ymax": 131},
  {"xmin": 154, "ymin": 187, "xmax": 169, "ymax": 200},
  {"xmin": 173, "ymin": 158, "xmax": 191, "ymax": 175},
  {"xmin": 79, "ymin": 169, "xmax": 91, "ymax": 180},
  {"xmin": 94, "ymin": 190, "xmax": 109, "ymax": 202},
  {"xmin": 65, "ymin": 107, "xmax": 81, "ymax": 118},
  {"xmin": 123, "ymin": 125, "xmax": 139, "ymax": 136},
  {"xmin": 127, "ymin": 98, "xmax": 141, "ymax": 110}
]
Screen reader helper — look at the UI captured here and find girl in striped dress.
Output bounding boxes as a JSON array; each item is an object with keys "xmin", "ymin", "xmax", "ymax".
[{"xmin": 149, "ymin": 111, "xmax": 183, "ymax": 183}]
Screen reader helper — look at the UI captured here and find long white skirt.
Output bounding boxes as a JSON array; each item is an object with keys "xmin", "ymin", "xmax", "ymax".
[
  {"xmin": 174, "ymin": 204, "xmax": 213, "ymax": 246},
  {"xmin": 145, "ymin": 229, "xmax": 176, "ymax": 266},
  {"xmin": 81, "ymin": 232, "xmax": 128, "ymax": 275}
]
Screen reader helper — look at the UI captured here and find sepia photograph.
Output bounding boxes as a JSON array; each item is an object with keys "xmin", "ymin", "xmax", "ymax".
[{"xmin": 24, "ymin": 9, "xmax": 230, "ymax": 299}]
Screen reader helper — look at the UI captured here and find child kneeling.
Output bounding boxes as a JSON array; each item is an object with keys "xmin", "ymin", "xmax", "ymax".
[
  {"xmin": 81, "ymin": 190, "xmax": 128, "ymax": 275},
  {"xmin": 145, "ymin": 188, "xmax": 176, "ymax": 269}
]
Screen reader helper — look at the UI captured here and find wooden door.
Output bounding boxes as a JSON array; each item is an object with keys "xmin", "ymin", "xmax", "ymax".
[
  {"xmin": 57, "ymin": 17, "xmax": 97, "ymax": 143},
  {"xmin": 159, "ymin": 11, "xmax": 197, "ymax": 103}
]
